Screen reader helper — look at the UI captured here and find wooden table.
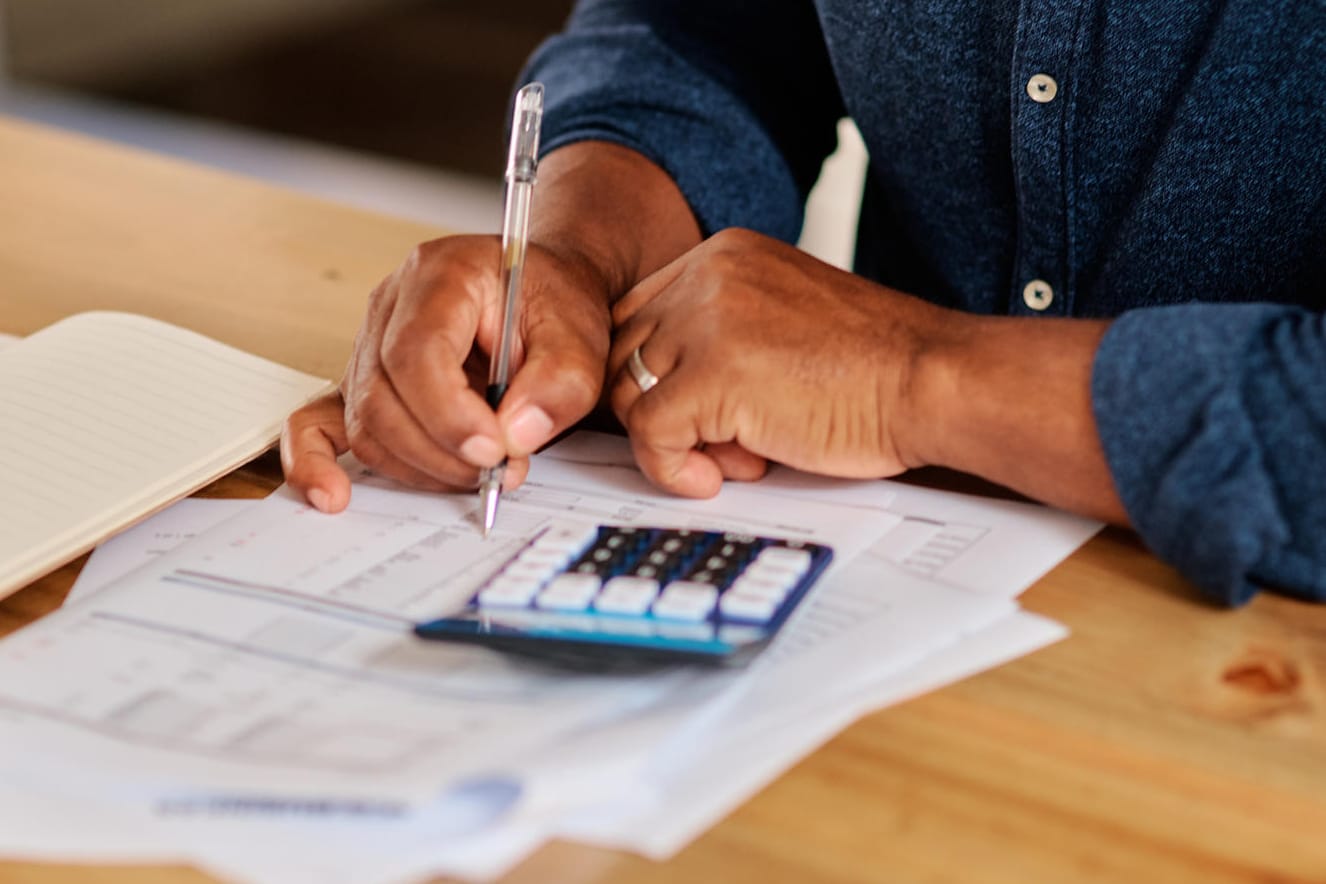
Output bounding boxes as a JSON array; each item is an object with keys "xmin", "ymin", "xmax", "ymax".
[{"xmin": 2, "ymin": 116, "xmax": 1324, "ymax": 884}]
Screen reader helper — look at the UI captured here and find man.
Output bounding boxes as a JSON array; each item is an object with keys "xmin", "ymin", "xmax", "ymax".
[{"xmin": 282, "ymin": 1, "xmax": 1326, "ymax": 606}]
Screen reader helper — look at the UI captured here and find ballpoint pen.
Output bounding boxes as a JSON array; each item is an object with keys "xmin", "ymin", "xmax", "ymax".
[{"xmin": 479, "ymin": 81, "xmax": 544, "ymax": 537}]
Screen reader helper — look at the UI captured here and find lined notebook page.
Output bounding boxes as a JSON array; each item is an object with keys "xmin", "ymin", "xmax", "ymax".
[{"xmin": 0, "ymin": 312, "xmax": 332, "ymax": 599}]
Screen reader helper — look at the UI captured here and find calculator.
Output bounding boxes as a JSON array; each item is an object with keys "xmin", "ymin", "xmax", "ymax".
[{"xmin": 414, "ymin": 522, "xmax": 834, "ymax": 667}]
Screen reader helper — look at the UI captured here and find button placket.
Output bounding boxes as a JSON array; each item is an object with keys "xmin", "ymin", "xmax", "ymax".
[{"xmin": 1010, "ymin": 0, "xmax": 1081, "ymax": 317}]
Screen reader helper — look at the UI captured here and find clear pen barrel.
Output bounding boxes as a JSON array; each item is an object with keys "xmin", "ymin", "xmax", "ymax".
[
  {"xmin": 489, "ymin": 183, "xmax": 533, "ymax": 391},
  {"xmin": 487, "ymin": 82, "xmax": 544, "ymax": 396}
]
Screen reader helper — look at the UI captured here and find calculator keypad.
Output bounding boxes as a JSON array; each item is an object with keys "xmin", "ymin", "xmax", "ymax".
[{"xmin": 472, "ymin": 524, "xmax": 828, "ymax": 628}]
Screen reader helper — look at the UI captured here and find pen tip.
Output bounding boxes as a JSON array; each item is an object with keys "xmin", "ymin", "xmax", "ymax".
[{"xmin": 481, "ymin": 486, "xmax": 500, "ymax": 538}]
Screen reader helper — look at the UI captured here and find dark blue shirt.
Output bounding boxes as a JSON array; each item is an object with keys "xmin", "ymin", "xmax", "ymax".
[{"xmin": 523, "ymin": 0, "xmax": 1326, "ymax": 605}]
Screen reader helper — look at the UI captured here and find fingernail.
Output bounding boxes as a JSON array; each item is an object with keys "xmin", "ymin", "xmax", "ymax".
[
  {"xmin": 308, "ymin": 488, "xmax": 331, "ymax": 512},
  {"xmin": 460, "ymin": 434, "xmax": 504, "ymax": 467},
  {"xmin": 507, "ymin": 405, "xmax": 555, "ymax": 454}
]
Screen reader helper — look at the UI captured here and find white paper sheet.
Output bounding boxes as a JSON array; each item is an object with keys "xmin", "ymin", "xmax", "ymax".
[
  {"xmin": 0, "ymin": 433, "xmax": 1097, "ymax": 884},
  {"xmin": 558, "ymin": 608, "xmax": 1067, "ymax": 857},
  {"xmin": 67, "ymin": 498, "xmax": 256, "ymax": 603},
  {"xmin": 0, "ymin": 447, "xmax": 900, "ymax": 806}
]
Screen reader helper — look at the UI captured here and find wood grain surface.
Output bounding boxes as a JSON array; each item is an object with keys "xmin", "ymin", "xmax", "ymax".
[{"xmin": 1, "ymin": 116, "xmax": 1323, "ymax": 884}]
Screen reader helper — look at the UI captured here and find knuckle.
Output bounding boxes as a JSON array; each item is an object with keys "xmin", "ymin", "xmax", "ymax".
[
  {"xmin": 626, "ymin": 395, "xmax": 667, "ymax": 441},
  {"xmin": 366, "ymin": 275, "xmax": 393, "ymax": 310},
  {"xmin": 378, "ymin": 331, "xmax": 413, "ymax": 379},
  {"xmin": 352, "ymin": 392, "xmax": 391, "ymax": 439},
  {"xmin": 557, "ymin": 360, "xmax": 605, "ymax": 411},
  {"xmin": 708, "ymin": 226, "xmax": 759, "ymax": 255},
  {"xmin": 345, "ymin": 426, "xmax": 381, "ymax": 470},
  {"xmin": 407, "ymin": 239, "xmax": 440, "ymax": 270}
]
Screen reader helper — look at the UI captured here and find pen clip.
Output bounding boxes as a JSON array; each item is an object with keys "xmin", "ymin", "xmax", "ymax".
[{"xmin": 506, "ymin": 82, "xmax": 544, "ymax": 185}]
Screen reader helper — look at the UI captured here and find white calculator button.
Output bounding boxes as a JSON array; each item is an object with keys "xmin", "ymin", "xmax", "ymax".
[
  {"xmin": 478, "ymin": 578, "xmax": 542, "ymax": 607},
  {"xmin": 718, "ymin": 624, "xmax": 766, "ymax": 645},
  {"xmin": 742, "ymin": 561, "xmax": 797, "ymax": 585},
  {"xmin": 532, "ymin": 522, "xmax": 600, "ymax": 554},
  {"xmin": 754, "ymin": 546, "xmax": 812, "ymax": 575},
  {"xmin": 719, "ymin": 590, "xmax": 780, "ymax": 623},
  {"xmin": 595, "ymin": 576, "xmax": 660, "ymax": 615},
  {"xmin": 502, "ymin": 559, "xmax": 557, "ymax": 581},
  {"xmin": 730, "ymin": 573, "xmax": 792, "ymax": 601},
  {"xmin": 516, "ymin": 547, "xmax": 572, "ymax": 568},
  {"xmin": 652, "ymin": 581, "xmax": 718, "ymax": 621},
  {"xmin": 536, "ymin": 573, "xmax": 602, "ymax": 611}
]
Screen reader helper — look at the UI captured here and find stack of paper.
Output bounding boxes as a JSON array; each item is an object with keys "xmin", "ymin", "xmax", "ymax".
[{"xmin": 0, "ymin": 432, "xmax": 1099, "ymax": 883}]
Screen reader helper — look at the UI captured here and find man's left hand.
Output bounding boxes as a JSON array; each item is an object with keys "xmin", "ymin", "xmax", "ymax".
[{"xmin": 607, "ymin": 228, "xmax": 947, "ymax": 497}]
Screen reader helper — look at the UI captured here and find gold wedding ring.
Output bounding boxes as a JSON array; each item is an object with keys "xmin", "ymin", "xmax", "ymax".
[{"xmin": 626, "ymin": 346, "xmax": 660, "ymax": 393}]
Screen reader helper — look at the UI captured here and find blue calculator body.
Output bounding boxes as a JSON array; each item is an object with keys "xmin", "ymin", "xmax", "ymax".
[{"xmin": 414, "ymin": 522, "xmax": 834, "ymax": 667}]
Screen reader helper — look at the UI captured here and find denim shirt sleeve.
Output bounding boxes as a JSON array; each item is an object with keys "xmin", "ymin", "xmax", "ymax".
[
  {"xmin": 1093, "ymin": 304, "xmax": 1326, "ymax": 605},
  {"xmin": 519, "ymin": 0, "xmax": 845, "ymax": 241}
]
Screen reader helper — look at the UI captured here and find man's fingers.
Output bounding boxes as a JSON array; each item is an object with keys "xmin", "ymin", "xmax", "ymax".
[
  {"xmin": 344, "ymin": 412, "xmax": 483, "ymax": 494},
  {"xmin": 498, "ymin": 308, "xmax": 609, "ymax": 456},
  {"xmin": 378, "ymin": 240, "xmax": 505, "ymax": 466},
  {"xmin": 345, "ymin": 369, "xmax": 499, "ymax": 488},
  {"xmin": 281, "ymin": 393, "xmax": 353, "ymax": 513},
  {"xmin": 612, "ymin": 251, "xmax": 690, "ymax": 326},
  {"xmin": 622, "ymin": 377, "xmax": 723, "ymax": 498},
  {"xmin": 704, "ymin": 441, "xmax": 768, "ymax": 482}
]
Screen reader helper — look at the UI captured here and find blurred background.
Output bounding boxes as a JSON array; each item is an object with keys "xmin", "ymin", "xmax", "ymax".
[{"xmin": 0, "ymin": 0, "xmax": 863, "ymax": 266}]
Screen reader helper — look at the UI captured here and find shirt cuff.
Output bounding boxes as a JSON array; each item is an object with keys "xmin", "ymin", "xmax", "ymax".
[{"xmin": 1092, "ymin": 303, "xmax": 1326, "ymax": 605}]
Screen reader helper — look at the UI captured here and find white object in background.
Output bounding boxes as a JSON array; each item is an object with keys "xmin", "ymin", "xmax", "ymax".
[{"xmin": 798, "ymin": 117, "xmax": 869, "ymax": 270}]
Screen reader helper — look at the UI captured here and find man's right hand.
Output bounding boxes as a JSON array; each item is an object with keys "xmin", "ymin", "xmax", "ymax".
[
  {"xmin": 280, "ymin": 141, "xmax": 704, "ymax": 513},
  {"xmin": 282, "ymin": 234, "xmax": 614, "ymax": 513}
]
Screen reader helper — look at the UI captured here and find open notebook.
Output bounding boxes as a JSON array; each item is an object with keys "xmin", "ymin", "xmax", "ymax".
[{"xmin": 0, "ymin": 312, "xmax": 333, "ymax": 600}]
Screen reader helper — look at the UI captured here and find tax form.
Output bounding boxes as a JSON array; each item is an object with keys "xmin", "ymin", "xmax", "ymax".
[{"xmin": 0, "ymin": 442, "xmax": 901, "ymax": 807}]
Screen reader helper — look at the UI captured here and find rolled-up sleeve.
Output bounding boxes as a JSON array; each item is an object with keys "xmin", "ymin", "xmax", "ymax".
[
  {"xmin": 1092, "ymin": 304, "xmax": 1326, "ymax": 605},
  {"xmin": 521, "ymin": 0, "xmax": 845, "ymax": 241}
]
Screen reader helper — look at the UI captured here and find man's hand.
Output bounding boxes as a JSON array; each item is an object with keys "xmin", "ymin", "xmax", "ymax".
[
  {"xmin": 606, "ymin": 227, "xmax": 1126, "ymax": 524},
  {"xmin": 280, "ymin": 141, "xmax": 704, "ymax": 512},
  {"xmin": 606, "ymin": 228, "xmax": 945, "ymax": 496},
  {"xmin": 282, "ymin": 236, "xmax": 613, "ymax": 512}
]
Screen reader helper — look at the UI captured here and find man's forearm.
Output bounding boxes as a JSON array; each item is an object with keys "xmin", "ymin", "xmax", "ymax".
[
  {"xmin": 905, "ymin": 314, "xmax": 1129, "ymax": 525},
  {"xmin": 531, "ymin": 141, "xmax": 703, "ymax": 301}
]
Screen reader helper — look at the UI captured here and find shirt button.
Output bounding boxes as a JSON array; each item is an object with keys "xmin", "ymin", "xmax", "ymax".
[
  {"xmin": 1022, "ymin": 279, "xmax": 1054, "ymax": 311},
  {"xmin": 1027, "ymin": 74, "xmax": 1058, "ymax": 103}
]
